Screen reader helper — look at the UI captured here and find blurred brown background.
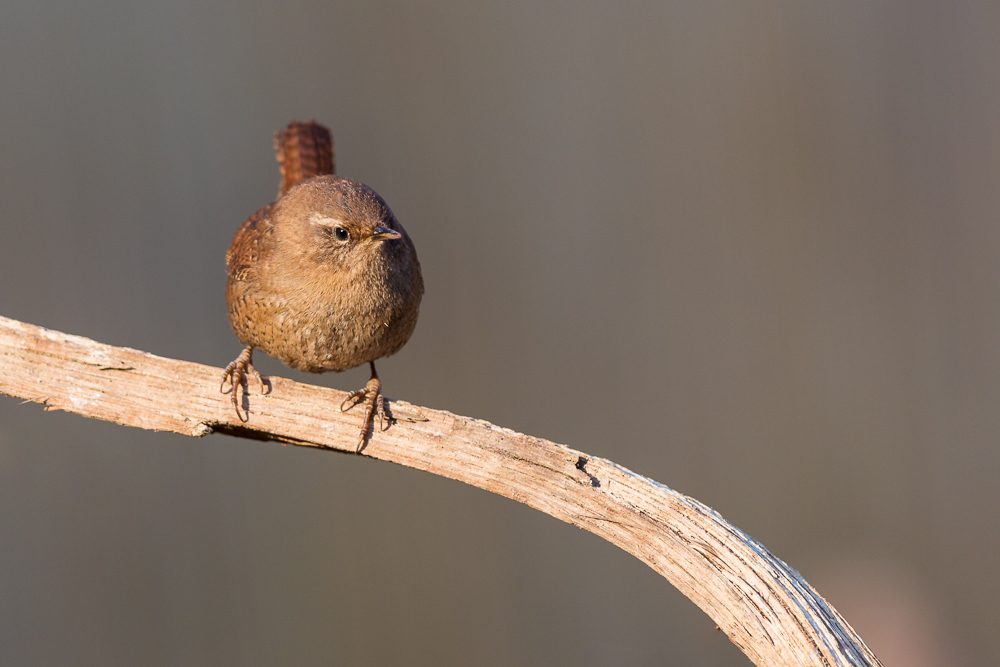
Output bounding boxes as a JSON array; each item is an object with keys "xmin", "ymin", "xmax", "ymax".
[{"xmin": 1, "ymin": 2, "xmax": 997, "ymax": 665}]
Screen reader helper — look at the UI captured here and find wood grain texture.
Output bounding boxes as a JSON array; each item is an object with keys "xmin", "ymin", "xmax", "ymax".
[{"xmin": 0, "ymin": 314, "xmax": 881, "ymax": 667}]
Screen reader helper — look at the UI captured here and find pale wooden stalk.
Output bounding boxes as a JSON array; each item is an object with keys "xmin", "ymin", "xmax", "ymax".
[{"xmin": 0, "ymin": 314, "xmax": 880, "ymax": 667}]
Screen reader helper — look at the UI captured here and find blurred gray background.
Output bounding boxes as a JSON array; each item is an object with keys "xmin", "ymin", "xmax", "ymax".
[{"xmin": 1, "ymin": 1, "xmax": 997, "ymax": 665}]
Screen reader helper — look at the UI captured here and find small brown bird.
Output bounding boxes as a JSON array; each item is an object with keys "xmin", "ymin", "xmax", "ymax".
[{"xmin": 221, "ymin": 121, "xmax": 423, "ymax": 450}]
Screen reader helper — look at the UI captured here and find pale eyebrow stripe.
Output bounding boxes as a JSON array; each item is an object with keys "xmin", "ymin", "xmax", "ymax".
[{"xmin": 309, "ymin": 214, "xmax": 343, "ymax": 227}]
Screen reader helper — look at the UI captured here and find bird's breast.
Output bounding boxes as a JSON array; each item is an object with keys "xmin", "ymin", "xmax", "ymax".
[{"xmin": 235, "ymin": 254, "xmax": 420, "ymax": 374}]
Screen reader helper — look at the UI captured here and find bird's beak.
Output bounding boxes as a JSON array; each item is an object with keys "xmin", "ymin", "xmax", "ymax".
[{"xmin": 369, "ymin": 226, "xmax": 402, "ymax": 241}]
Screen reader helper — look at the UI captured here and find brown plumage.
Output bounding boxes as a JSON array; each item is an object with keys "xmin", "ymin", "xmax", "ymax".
[
  {"xmin": 221, "ymin": 121, "xmax": 423, "ymax": 450},
  {"xmin": 274, "ymin": 121, "xmax": 335, "ymax": 197}
]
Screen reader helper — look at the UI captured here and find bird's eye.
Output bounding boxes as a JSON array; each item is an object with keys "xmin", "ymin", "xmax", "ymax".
[{"xmin": 334, "ymin": 227, "xmax": 349, "ymax": 242}]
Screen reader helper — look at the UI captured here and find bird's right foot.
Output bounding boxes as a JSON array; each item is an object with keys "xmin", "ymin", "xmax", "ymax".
[
  {"xmin": 340, "ymin": 361, "xmax": 390, "ymax": 453},
  {"xmin": 221, "ymin": 345, "xmax": 266, "ymax": 421}
]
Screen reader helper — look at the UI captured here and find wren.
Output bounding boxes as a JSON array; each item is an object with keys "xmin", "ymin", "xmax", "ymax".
[{"xmin": 221, "ymin": 121, "xmax": 423, "ymax": 450}]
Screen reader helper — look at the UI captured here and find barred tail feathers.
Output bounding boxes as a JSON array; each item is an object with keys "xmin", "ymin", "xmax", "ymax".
[{"xmin": 274, "ymin": 120, "xmax": 335, "ymax": 197}]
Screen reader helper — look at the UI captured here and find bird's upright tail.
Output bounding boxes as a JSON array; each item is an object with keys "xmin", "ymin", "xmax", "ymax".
[{"xmin": 274, "ymin": 120, "xmax": 335, "ymax": 197}]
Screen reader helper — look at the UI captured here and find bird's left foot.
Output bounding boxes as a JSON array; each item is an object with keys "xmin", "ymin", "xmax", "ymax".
[
  {"xmin": 221, "ymin": 345, "xmax": 267, "ymax": 421},
  {"xmin": 340, "ymin": 362, "xmax": 392, "ymax": 452}
]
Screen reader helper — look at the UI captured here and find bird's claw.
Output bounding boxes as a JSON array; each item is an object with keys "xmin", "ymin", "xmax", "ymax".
[
  {"xmin": 340, "ymin": 363, "xmax": 390, "ymax": 452},
  {"xmin": 221, "ymin": 346, "xmax": 265, "ymax": 422}
]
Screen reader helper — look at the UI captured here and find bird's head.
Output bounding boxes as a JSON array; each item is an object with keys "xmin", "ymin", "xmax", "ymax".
[{"xmin": 275, "ymin": 174, "xmax": 410, "ymax": 273}]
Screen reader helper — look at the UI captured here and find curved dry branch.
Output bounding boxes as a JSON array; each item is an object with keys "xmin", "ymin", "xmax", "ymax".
[{"xmin": 0, "ymin": 314, "xmax": 880, "ymax": 667}]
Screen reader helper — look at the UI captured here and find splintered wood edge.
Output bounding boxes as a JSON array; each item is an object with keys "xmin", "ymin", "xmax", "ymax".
[{"xmin": 0, "ymin": 314, "xmax": 880, "ymax": 667}]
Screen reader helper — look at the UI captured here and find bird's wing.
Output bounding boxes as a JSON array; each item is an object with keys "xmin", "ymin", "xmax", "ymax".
[{"xmin": 226, "ymin": 204, "xmax": 275, "ymax": 283}]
